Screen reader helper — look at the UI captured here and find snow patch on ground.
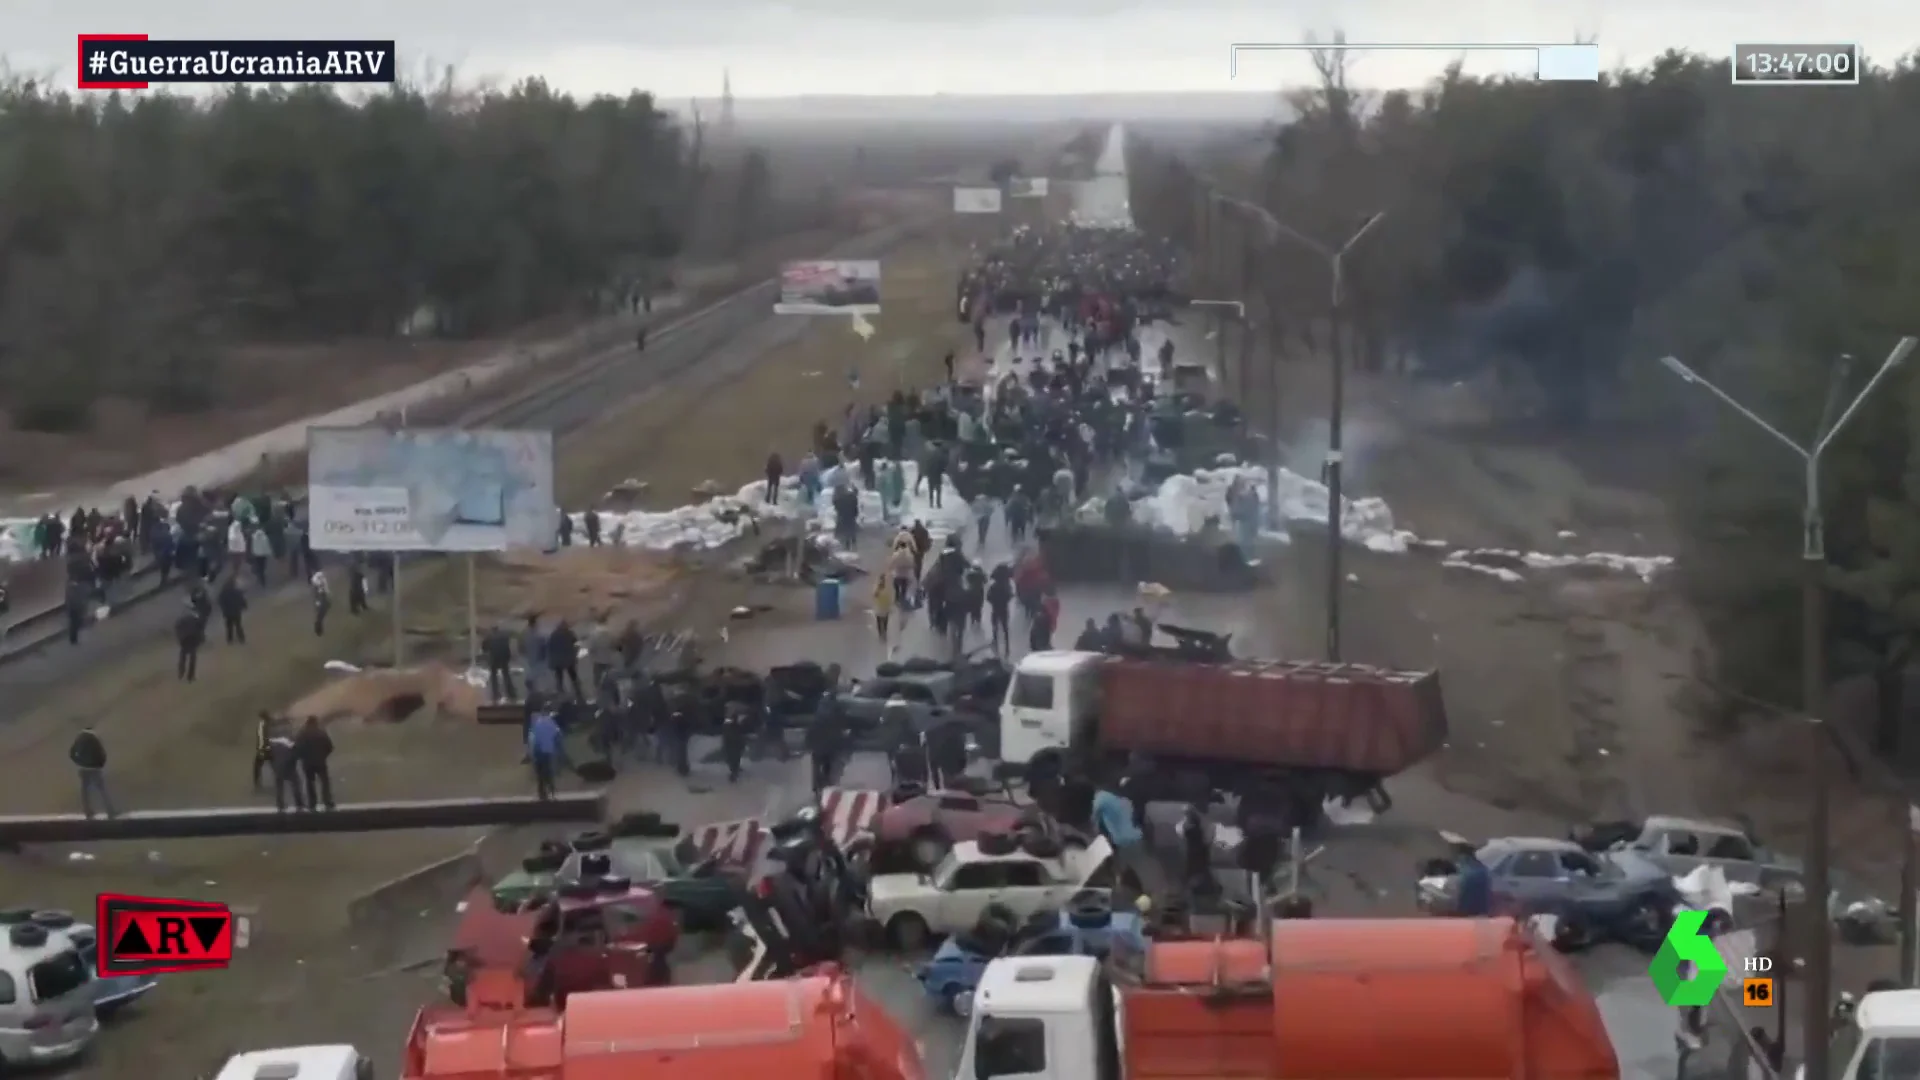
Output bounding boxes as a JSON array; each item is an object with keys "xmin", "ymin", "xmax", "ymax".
[
  {"xmin": 570, "ymin": 461, "xmax": 972, "ymax": 554},
  {"xmin": 1107, "ymin": 464, "xmax": 1671, "ymax": 583}
]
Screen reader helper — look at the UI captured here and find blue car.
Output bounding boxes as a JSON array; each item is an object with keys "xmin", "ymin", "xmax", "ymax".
[
  {"xmin": 71, "ymin": 925, "xmax": 158, "ymax": 1017},
  {"xmin": 917, "ymin": 908, "xmax": 1145, "ymax": 1017}
]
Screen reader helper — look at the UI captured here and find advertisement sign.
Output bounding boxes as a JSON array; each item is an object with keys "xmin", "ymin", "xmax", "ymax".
[
  {"xmin": 307, "ymin": 426, "xmax": 556, "ymax": 552},
  {"xmin": 774, "ymin": 259, "xmax": 882, "ymax": 315},
  {"xmin": 1009, "ymin": 177, "xmax": 1050, "ymax": 198},
  {"xmin": 953, "ymin": 187, "xmax": 1003, "ymax": 214}
]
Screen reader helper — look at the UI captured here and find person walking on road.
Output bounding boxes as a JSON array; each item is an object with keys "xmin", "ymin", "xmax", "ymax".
[
  {"xmin": 69, "ymin": 726, "xmax": 115, "ymax": 819},
  {"xmin": 527, "ymin": 707, "xmax": 562, "ymax": 800},
  {"xmin": 217, "ymin": 577, "xmax": 248, "ymax": 644},
  {"xmin": 482, "ymin": 624, "xmax": 516, "ymax": 703},
  {"xmin": 308, "ymin": 569, "xmax": 331, "ymax": 635},
  {"xmin": 763, "ymin": 451, "xmax": 784, "ymax": 505},
  {"xmin": 174, "ymin": 606, "xmax": 204, "ymax": 681},
  {"xmin": 871, "ymin": 573, "xmax": 894, "ymax": 650},
  {"xmin": 294, "ymin": 717, "xmax": 335, "ymax": 810}
]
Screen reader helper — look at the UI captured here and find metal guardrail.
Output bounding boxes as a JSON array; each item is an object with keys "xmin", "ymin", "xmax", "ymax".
[{"xmin": 0, "ymin": 216, "xmax": 929, "ymax": 667}]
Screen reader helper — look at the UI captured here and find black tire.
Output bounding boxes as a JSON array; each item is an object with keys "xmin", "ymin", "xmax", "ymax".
[
  {"xmin": 1020, "ymin": 833, "xmax": 1063, "ymax": 859},
  {"xmin": 1364, "ymin": 783, "xmax": 1392, "ymax": 814},
  {"xmin": 887, "ymin": 912, "xmax": 932, "ymax": 951},
  {"xmin": 1067, "ymin": 895, "xmax": 1113, "ymax": 930},
  {"xmin": 875, "ymin": 662, "xmax": 905, "ymax": 678},
  {"xmin": 980, "ymin": 902, "xmax": 1019, "ymax": 932},
  {"xmin": 572, "ymin": 830, "xmax": 613, "ymax": 852},
  {"xmin": 0, "ymin": 907, "xmax": 34, "ymax": 925},
  {"xmin": 1549, "ymin": 913, "xmax": 1592, "ymax": 953},
  {"xmin": 577, "ymin": 853, "xmax": 613, "ymax": 878},
  {"xmin": 522, "ymin": 852, "xmax": 566, "ymax": 874},
  {"xmin": 30, "ymin": 911, "xmax": 75, "ymax": 930},
  {"xmin": 8, "ymin": 923, "xmax": 47, "ymax": 948},
  {"xmin": 976, "ymin": 830, "xmax": 1017, "ymax": 856},
  {"xmin": 1027, "ymin": 749, "xmax": 1064, "ymax": 792},
  {"xmin": 1625, "ymin": 898, "xmax": 1674, "ymax": 953},
  {"xmin": 607, "ymin": 810, "xmax": 676, "ymax": 839},
  {"xmin": 538, "ymin": 839, "xmax": 571, "ymax": 858}
]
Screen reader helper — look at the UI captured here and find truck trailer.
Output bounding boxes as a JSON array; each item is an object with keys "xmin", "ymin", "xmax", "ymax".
[{"xmin": 997, "ymin": 650, "xmax": 1448, "ymax": 826}]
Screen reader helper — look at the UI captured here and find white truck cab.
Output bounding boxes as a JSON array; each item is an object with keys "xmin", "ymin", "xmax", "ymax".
[
  {"xmin": 954, "ymin": 955, "xmax": 1122, "ymax": 1080},
  {"xmin": 213, "ymin": 1044, "xmax": 372, "ymax": 1080},
  {"xmin": 1000, "ymin": 651, "xmax": 1104, "ymax": 770},
  {"xmin": 1811, "ymin": 988, "xmax": 1920, "ymax": 1080}
]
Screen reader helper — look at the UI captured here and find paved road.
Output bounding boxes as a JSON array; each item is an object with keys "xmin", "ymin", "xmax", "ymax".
[{"xmin": 1073, "ymin": 123, "xmax": 1133, "ymax": 229}]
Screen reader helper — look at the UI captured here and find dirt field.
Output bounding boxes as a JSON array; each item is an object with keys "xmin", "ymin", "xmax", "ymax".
[
  {"xmin": 1249, "ymin": 347, "xmax": 1909, "ymax": 995},
  {"xmin": 0, "ymin": 214, "xmax": 975, "ymax": 1077}
]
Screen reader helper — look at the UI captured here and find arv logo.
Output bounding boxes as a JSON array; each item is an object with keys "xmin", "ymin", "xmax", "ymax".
[
  {"xmin": 95, "ymin": 893, "xmax": 245, "ymax": 976},
  {"xmin": 1650, "ymin": 909, "xmax": 1730, "ymax": 1007}
]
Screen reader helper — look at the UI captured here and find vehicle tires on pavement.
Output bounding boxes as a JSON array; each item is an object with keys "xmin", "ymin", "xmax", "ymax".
[
  {"xmin": 947, "ymin": 986, "xmax": 975, "ymax": 1017},
  {"xmin": 888, "ymin": 912, "xmax": 932, "ymax": 952}
]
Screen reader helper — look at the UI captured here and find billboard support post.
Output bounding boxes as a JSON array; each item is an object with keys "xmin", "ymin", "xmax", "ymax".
[
  {"xmin": 392, "ymin": 554, "xmax": 404, "ymax": 668},
  {"xmin": 466, "ymin": 555, "xmax": 479, "ymax": 670}
]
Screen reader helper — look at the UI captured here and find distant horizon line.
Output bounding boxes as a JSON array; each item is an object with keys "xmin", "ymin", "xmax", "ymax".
[{"xmin": 679, "ymin": 89, "xmax": 1279, "ymax": 102}]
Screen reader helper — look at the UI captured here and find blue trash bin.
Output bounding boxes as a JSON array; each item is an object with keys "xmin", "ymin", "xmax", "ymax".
[{"xmin": 814, "ymin": 579, "xmax": 842, "ymax": 621}]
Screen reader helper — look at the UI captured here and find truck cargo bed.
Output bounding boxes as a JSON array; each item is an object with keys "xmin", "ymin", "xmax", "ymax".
[{"xmin": 1098, "ymin": 658, "xmax": 1447, "ymax": 777}]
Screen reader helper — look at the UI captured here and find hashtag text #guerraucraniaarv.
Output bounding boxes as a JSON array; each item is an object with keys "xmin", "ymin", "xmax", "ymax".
[{"xmin": 78, "ymin": 39, "xmax": 396, "ymax": 87}]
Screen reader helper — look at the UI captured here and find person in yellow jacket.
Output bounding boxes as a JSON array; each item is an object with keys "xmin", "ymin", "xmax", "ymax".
[{"xmin": 872, "ymin": 572, "xmax": 896, "ymax": 646}]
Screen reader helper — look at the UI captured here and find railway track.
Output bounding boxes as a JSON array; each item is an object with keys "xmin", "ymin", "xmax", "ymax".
[{"xmin": 0, "ymin": 214, "xmax": 931, "ymax": 692}]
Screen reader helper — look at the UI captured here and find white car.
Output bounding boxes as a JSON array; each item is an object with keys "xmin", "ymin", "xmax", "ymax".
[{"xmin": 867, "ymin": 836, "xmax": 1113, "ymax": 950}]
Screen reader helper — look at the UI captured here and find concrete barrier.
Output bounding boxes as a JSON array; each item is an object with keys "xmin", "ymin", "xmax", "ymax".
[{"xmin": 346, "ymin": 840, "xmax": 486, "ymax": 933}]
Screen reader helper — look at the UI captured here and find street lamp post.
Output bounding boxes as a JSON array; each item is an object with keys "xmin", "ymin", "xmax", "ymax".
[
  {"xmin": 1234, "ymin": 203, "xmax": 1385, "ymax": 661},
  {"xmin": 1658, "ymin": 336, "xmax": 1915, "ymax": 1080}
]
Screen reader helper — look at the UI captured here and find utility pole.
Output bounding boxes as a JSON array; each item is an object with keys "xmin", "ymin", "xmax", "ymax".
[
  {"xmin": 1249, "ymin": 211, "xmax": 1384, "ymax": 660},
  {"xmin": 1658, "ymin": 337, "xmax": 1915, "ymax": 1080}
]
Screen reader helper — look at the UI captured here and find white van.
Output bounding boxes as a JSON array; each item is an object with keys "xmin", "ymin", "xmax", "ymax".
[
  {"xmin": 214, "ymin": 1044, "xmax": 373, "ymax": 1080},
  {"xmin": 0, "ymin": 915, "xmax": 101, "ymax": 1069}
]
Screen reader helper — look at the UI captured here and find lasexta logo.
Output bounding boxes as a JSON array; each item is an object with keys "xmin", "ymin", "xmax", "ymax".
[
  {"xmin": 95, "ymin": 893, "xmax": 235, "ymax": 976},
  {"xmin": 1649, "ymin": 908, "xmax": 1730, "ymax": 1007}
]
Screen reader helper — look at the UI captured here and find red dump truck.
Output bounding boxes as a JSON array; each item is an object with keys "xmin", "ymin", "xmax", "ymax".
[{"xmin": 997, "ymin": 650, "xmax": 1448, "ymax": 825}]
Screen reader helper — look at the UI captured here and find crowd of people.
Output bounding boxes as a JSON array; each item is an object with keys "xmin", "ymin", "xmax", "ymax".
[
  {"xmin": 34, "ymin": 220, "xmax": 1189, "ymax": 820},
  {"xmin": 2, "ymin": 485, "xmax": 396, "ymax": 664},
  {"xmin": 507, "ymin": 221, "xmax": 1185, "ymax": 800}
]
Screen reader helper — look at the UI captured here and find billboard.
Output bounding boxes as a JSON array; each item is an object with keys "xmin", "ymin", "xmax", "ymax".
[
  {"xmin": 953, "ymin": 187, "xmax": 1003, "ymax": 214},
  {"xmin": 307, "ymin": 426, "xmax": 555, "ymax": 552},
  {"xmin": 774, "ymin": 259, "xmax": 882, "ymax": 315},
  {"xmin": 1009, "ymin": 177, "xmax": 1050, "ymax": 198}
]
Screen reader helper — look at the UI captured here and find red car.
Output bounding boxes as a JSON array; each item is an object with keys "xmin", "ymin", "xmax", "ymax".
[
  {"xmin": 867, "ymin": 786, "xmax": 1044, "ymax": 872},
  {"xmin": 448, "ymin": 877, "xmax": 678, "ymax": 1009}
]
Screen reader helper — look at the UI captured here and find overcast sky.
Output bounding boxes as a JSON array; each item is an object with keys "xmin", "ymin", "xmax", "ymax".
[{"xmin": 5, "ymin": 0, "xmax": 1913, "ymax": 99}]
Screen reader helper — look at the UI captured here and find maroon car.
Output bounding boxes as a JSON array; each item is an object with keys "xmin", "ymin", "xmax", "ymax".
[{"xmin": 868, "ymin": 787, "xmax": 1062, "ymax": 872}]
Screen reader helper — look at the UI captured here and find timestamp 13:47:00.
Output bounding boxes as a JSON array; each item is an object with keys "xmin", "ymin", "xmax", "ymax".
[{"xmin": 1731, "ymin": 43, "xmax": 1860, "ymax": 85}]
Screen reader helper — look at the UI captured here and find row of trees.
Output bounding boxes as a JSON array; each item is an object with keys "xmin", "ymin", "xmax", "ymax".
[
  {"xmin": 1131, "ymin": 48, "xmax": 1920, "ymax": 758},
  {"xmin": 0, "ymin": 77, "xmax": 785, "ymax": 431}
]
